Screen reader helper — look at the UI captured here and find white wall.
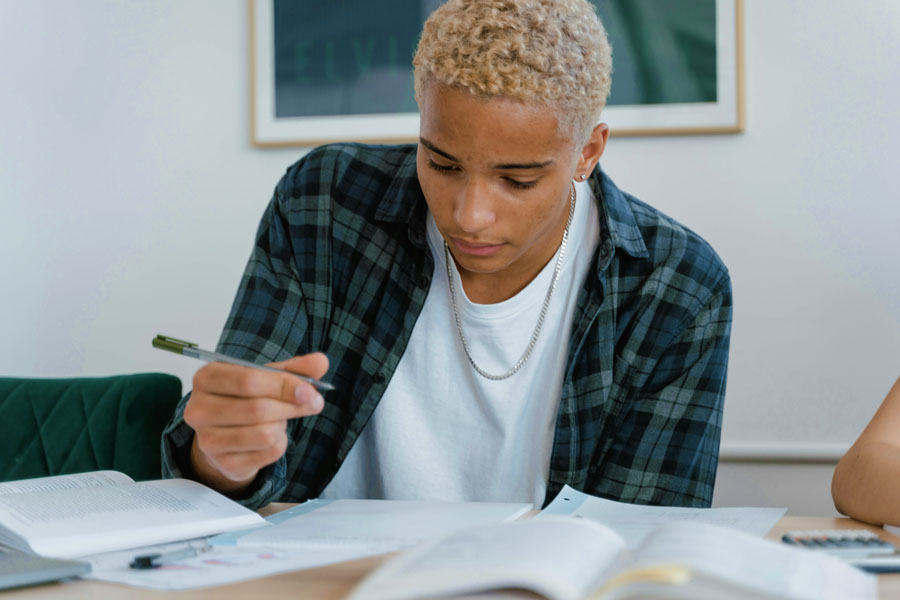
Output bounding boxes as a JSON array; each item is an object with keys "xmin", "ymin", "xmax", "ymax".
[
  {"xmin": 2, "ymin": 1, "xmax": 899, "ymax": 515},
  {"xmin": 0, "ymin": 1, "xmax": 299, "ymax": 388}
]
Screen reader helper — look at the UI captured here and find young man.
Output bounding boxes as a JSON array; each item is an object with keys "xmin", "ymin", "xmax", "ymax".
[
  {"xmin": 832, "ymin": 375, "xmax": 900, "ymax": 525},
  {"xmin": 162, "ymin": 0, "xmax": 732, "ymax": 510}
]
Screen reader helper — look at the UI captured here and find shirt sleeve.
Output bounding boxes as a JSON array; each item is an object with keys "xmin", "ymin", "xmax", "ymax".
[
  {"xmin": 159, "ymin": 189, "xmax": 306, "ymax": 510},
  {"xmin": 589, "ymin": 272, "xmax": 733, "ymax": 507}
]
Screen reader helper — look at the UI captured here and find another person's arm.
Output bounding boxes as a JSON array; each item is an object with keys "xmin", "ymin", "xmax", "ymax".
[{"xmin": 832, "ymin": 375, "xmax": 900, "ymax": 525}]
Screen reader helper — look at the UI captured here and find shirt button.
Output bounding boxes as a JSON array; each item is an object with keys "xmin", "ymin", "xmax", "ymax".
[
  {"xmin": 418, "ymin": 275, "xmax": 431, "ymax": 288},
  {"xmin": 373, "ymin": 372, "xmax": 386, "ymax": 384}
]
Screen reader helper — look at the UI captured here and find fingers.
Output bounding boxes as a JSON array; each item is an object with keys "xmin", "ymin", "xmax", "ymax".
[
  {"xmin": 194, "ymin": 422, "xmax": 289, "ymax": 455},
  {"xmin": 269, "ymin": 352, "xmax": 330, "ymax": 381},
  {"xmin": 191, "ymin": 435, "xmax": 284, "ymax": 488},
  {"xmin": 184, "ymin": 394, "xmax": 319, "ymax": 429},
  {"xmin": 192, "ymin": 359, "xmax": 325, "ymax": 407},
  {"xmin": 208, "ymin": 447, "xmax": 288, "ymax": 484},
  {"xmin": 188, "ymin": 416, "xmax": 292, "ymax": 487}
]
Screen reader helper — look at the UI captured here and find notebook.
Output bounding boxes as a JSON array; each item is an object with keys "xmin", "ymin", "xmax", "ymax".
[{"xmin": 0, "ymin": 545, "xmax": 89, "ymax": 590}]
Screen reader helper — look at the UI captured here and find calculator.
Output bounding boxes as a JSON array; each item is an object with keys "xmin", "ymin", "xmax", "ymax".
[{"xmin": 781, "ymin": 529, "xmax": 900, "ymax": 572}]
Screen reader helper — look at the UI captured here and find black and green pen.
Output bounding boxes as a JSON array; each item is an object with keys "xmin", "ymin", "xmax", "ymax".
[{"xmin": 152, "ymin": 334, "xmax": 335, "ymax": 392}]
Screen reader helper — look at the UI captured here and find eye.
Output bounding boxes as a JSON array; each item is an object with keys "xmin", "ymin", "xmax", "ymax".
[
  {"xmin": 426, "ymin": 157, "xmax": 457, "ymax": 174},
  {"xmin": 504, "ymin": 177, "xmax": 539, "ymax": 190}
]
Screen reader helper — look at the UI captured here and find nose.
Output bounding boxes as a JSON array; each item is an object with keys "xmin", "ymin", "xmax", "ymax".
[{"xmin": 454, "ymin": 180, "xmax": 496, "ymax": 233}]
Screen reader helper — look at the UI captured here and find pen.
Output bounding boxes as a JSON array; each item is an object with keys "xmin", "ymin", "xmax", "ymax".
[
  {"xmin": 152, "ymin": 334, "xmax": 336, "ymax": 392},
  {"xmin": 129, "ymin": 547, "xmax": 198, "ymax": 569}
]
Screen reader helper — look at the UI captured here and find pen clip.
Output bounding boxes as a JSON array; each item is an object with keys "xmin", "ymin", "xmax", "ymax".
[{"xmin": 152, "ymin": 334, "xmax": 198, "ymax": 354}]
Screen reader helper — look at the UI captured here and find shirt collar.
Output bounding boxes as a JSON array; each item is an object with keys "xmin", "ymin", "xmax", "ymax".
[
  {"xmin": 372, "ymin": 146, "xmax": 428, "ymax": 247},
  {"xmin": 374, "ymin": 146, "xmax": 424, "ymax": 223},
  {"xmin": 589, "ymin": 168, "xmax": 649, "ymax": 268}
]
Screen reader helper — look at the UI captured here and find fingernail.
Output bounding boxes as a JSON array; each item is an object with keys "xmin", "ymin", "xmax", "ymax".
[
  {"xmin": 310, "ymin": 393, "xmax": 324, "ymax": 412},
  {"xmin": 294, "ymin": 386, "xmax": 309, "ymax": 404}
]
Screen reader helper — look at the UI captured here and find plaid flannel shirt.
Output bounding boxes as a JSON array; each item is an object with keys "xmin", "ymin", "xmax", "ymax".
[{"xmin": 161, "ymin": 143, "xmax": 732, "ymax": 509}]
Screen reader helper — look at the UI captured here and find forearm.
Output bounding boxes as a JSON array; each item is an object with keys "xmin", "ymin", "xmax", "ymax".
[{"xmin": 832, "ymin": 441, "xmax": 900, "ymax": 526}]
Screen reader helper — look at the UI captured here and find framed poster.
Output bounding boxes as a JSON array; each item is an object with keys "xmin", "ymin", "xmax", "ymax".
[{"xmin": 250, "ymin": 0, "xmax": 744, "ymax": 147}]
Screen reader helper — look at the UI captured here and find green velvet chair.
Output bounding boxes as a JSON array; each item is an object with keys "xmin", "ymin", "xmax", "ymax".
[{"xmin": 0, "ymin": 373, "xmax": 182, "ymax": 483}]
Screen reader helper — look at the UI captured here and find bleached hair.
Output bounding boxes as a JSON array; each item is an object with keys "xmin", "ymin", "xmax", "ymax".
[{"xmin": 413, "ymin": 0, "xmax": 612, "ymax": 147}]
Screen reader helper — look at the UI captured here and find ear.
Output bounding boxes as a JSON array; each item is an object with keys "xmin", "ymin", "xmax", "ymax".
[{"xmin": 574, "ymin": 123, "xmax": 609, "ymax": 180}]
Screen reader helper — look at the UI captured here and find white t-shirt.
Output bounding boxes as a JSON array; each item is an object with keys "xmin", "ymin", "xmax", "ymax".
[{"xmin": 321, "ymin": 180, "xmax": 600, "ymax": 507}]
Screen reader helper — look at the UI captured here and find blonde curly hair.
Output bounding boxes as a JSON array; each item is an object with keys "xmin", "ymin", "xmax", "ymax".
[{"xmin": 413, "ymin": 0, "xmax": 612, "ymax": 147}]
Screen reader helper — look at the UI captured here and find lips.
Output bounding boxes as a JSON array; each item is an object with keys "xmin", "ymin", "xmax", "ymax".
[{"xmin": 452, "ymin": 237, "xmax": 505, "ymax": 257}]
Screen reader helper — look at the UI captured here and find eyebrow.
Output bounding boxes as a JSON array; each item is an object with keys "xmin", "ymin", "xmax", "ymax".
[{"xmin": 419, "ymin": 137, "xmax": 555, "ymax": 171}]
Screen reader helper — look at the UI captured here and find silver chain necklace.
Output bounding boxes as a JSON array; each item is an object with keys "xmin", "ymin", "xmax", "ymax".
[{"xmin": 444, "ymin": 183, "xmax": 576, "ymax": 380}]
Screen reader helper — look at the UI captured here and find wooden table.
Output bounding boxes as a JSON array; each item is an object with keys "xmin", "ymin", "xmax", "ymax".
[{"xmin": 9, "ymin": 512, "xmax": 900, "ymax": 599}]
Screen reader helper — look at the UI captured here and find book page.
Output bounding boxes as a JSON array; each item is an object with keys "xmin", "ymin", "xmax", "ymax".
[
  {"xmin": 615, "ymin": 521, "xmax": 876, "ymax": 600},
  {"xmin": 0, "ymin": 471, "xmax": 133, "ymax": 495},
  {"xmin": 84, "ymin": 537, "xmax": 381, "ymax": 591},
  {"xmin": 540, "ymin": 485, "xmax": 785, "ymax": 548},
  {"xmin": 0, "ymin": 478, "xmax": 265, "ymax": 558},
  {"xmin": 231, "ymin": 498, "xmax": 532, "ymax": 553},
  {"xmin": 347, "ymin": 517, "xmax": 625, "ymax": 600}
]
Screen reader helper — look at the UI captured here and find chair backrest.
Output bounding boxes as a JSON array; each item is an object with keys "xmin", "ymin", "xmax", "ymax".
[{"xmin": 0, "ymin": 373, "xmax": 181, "ymax": 482}]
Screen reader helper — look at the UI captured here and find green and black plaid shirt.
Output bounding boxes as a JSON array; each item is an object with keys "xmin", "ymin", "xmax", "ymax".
[{"xmin": 162, "ymin": 143, "xmax": 732, "ymax": 509}]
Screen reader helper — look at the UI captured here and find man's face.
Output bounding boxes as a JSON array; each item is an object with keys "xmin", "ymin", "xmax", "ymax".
[{"xmin": 416, "ymin": 81, "xmax": 587, "ymax": 302}]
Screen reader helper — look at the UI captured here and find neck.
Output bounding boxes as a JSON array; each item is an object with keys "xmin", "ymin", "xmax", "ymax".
[{"xmin": 457, "ymin": 254, "xmax": 556, "ymax": 304}]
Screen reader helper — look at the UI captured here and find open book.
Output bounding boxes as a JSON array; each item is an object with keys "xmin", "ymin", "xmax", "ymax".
[
  {"xmin": 0, "ymin": 471, "xmax": 265, "ymax": 558},
  {"xmin": 348, "ymin": 517, "xmax": 876, "ymax": 600}
]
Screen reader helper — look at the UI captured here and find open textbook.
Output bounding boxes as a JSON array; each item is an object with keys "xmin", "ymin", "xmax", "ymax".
[
  {"xmin": 0, "ymin": 471, "xmax": 265, "ymax": 558},
  {"xmin": 348, "ymin": 517, "xmax": 876, "ymax": 600}
]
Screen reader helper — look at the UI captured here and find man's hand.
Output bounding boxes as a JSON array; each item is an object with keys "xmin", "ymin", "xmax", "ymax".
[{"xmin": 183, "ymin": 353, "xmax": 329, "ymax": 495}]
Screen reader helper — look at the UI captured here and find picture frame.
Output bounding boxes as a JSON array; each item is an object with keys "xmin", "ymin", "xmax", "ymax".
[
  {"xmin": 250, "ymin": 0, "xmax": 744, "ymax": 147},
  {"xmin": 600, "ymin": 0, "xmax": 744, "ymax": 136}
]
